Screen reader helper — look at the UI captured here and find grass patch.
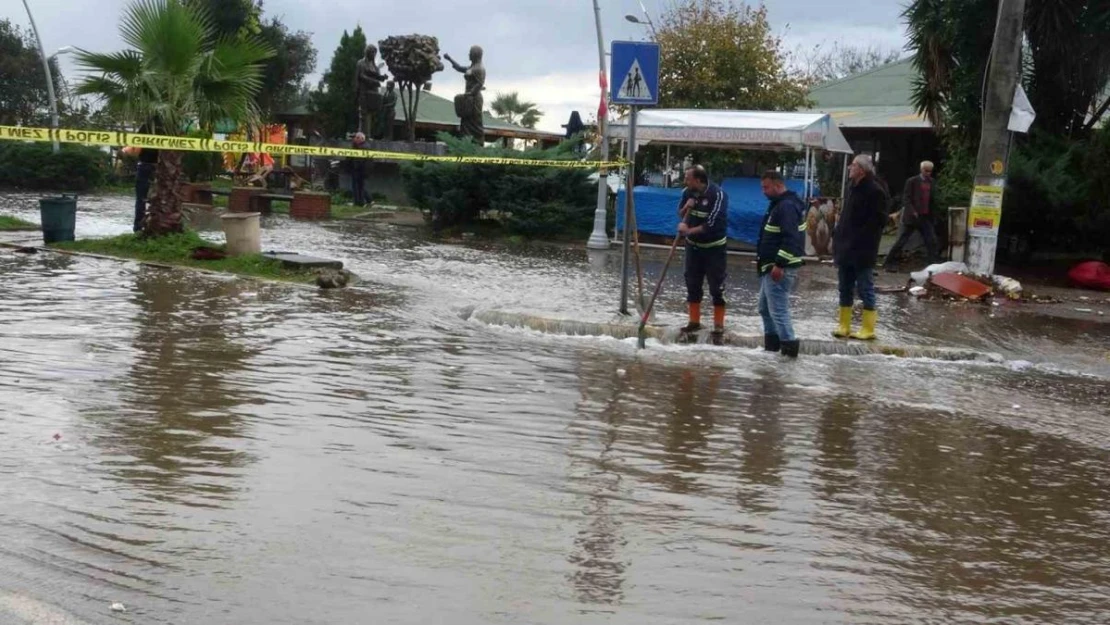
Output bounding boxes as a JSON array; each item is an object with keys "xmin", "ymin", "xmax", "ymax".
[
  {"xmin": 51, "ymin": 231, "xmax": 317, "ymax": 283},
  {"xmin": 0, "ymin": 214, "xmax": 38, "ymax": 231}
]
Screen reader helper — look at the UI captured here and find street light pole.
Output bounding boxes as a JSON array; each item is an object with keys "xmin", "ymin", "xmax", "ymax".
[
  {"xmin": 587, "ymin": 0, "xmax": 612, "ymax": 250},
  {"xmin": 21, "ymin": 0, "xmax": 61, "ymax": 154}
]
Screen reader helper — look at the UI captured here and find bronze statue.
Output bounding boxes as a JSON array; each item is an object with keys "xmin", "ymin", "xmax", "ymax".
[
  {"xmin": 376, "ymin": 81, "xmax": 397, "ymax": 141},
  {"xmin": 356, "ymin": 44, "xmax": 388, "ymax": 134},
  {"xmin": 444, "ymin": 45, "xmax": 486, "ymax": 143}
]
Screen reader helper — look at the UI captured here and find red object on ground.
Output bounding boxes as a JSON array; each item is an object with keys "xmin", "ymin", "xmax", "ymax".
[
  {"xmin": 1068, "ymin": 261, "xmax": 1110, "ymax": 291},
  {"xmin": 930, "ymin": 273, "xmax": 992, "ymax": 300}
]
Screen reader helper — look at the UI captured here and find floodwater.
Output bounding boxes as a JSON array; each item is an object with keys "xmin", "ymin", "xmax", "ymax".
[{"xmin": 1, "ymin": 194, "xmax": 1109, "ymax": 624}]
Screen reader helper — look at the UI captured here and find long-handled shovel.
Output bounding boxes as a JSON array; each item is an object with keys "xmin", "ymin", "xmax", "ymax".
[{"xmin": 637, "ymin": 208, "xmax": 689, "ymax": 349}]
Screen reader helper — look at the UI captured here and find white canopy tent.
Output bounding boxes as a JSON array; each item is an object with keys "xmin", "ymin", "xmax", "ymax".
[{"xmin": 608, "ymin": 109, "xmax": 855, "ymax": 200}]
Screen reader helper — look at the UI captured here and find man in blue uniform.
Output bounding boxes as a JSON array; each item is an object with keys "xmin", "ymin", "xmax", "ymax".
[
  {"xmin": 677, "ymin": 166, "xmax": 729, "ymax": 341},
  {"xmin": 755, "ymin": 170, "xmax": 807, "ymax": 358}
]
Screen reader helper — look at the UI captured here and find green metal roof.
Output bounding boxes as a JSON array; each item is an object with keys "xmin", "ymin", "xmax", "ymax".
[
  {"xmin": 810, "ymin": 106, "xmax": 930, "ymax": 129},
  {"xmin": 402, "ymin": 90, "xmax": 560, "ymax": 138},
  {"xmin": 801, "ymin": 59, "xmax": 932, "ymax": 129},
  {"xmin": 809, "ymin": 59, "xmax": 917, "ymax": 108}
]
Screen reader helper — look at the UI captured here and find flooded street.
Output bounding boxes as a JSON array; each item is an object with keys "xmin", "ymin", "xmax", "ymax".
[{"xmin": 2, "ymin": 194, "xmax": 1109, "ymax": 624}]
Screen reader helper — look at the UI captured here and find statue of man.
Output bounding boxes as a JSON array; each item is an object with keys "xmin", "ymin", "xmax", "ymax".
[
  {"xmin": 376, "ymin": 81, "xmax": 397, "ymax": 141},
  {"xmin": 444, "ymin": 45, "xmax": 486, "ymax": 143},
  {"xmin": 355, "ymin": 44, "xmax": 388, "ymax": 134}
]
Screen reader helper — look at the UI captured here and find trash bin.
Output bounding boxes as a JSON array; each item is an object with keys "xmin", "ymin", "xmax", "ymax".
[{"xmin": 39, "ymin": 194, "xmax": 77, "ymax": 244}]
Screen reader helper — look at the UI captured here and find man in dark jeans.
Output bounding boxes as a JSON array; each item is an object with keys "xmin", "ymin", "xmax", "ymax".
[
  {"xmin": 349, "ymin": 132, "xmax": 369, "ymax": 206},
  {"xmin": 124, "ymin": 124, "xmax": 158, "ymax": 232},
  {"xmin": 883, "ymin": 160, "xmax": 940, "ymax": 270},
  {"xmin": 832, "ymin": 154, "xmax": 888, "ymax": 341},
  {"xmin": 133, "ymin": 148, "xmax": 158, "ymax": 232}
]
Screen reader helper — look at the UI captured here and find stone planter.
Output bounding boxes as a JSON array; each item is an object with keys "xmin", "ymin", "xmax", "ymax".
[
  {"xmin": 180, "ymin": 182, "xmax": 212, "ymax": 205},
  {"xmin": 220, "ymin": 212, "xmax": 261, "ymax": 256},
  {"xmin": 290, "ymin": 191, "xmax": 331, "ymax": 220},
  {"xmin": 229, "ymin": 187, "xmax": 265, "ymax": 213}
]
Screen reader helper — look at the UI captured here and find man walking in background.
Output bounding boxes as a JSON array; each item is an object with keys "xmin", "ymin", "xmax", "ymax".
[
  {"xmin": 756, "ymin": 170, "xmax": 806, "ymax": 358},
  {"xmin": 883, "ymin": 160, "xmax": 940, "ymax": 271}
]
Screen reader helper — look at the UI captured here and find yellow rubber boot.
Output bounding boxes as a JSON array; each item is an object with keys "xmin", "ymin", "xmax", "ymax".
[
  {"xmin": 850, "ymin": 309, "xmax": 878, "ymax": 341},
  {"xmin": 832, "ymin": 306, "xmax": 852, "ymax": 339}
]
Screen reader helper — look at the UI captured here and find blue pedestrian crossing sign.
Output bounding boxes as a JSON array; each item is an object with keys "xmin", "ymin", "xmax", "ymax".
[{"xmin": 610, "ymin": 40, "xmax": 660, "ymax": 106}]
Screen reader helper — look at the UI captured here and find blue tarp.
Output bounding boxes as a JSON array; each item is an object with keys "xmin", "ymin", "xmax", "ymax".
[{"xmin": 616, "ymin": 177, "xmax": 809, "ymax": 245}]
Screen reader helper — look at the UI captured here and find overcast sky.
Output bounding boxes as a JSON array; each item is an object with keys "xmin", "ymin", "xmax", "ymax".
[{"xmin": 17, "ymin": 0, "xmax": 909, "ymax": 133}]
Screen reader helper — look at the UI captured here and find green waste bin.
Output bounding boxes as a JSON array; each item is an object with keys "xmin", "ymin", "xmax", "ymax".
[{"xmin": 39, "ymin": 194, "xmax": 77, "ymax": 244}]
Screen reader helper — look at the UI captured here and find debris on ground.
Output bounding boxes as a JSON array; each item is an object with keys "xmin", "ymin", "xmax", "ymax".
[
  {"xmin": 1067, "ymin": 260, "xmax": 1110, "ymax": 291},
  {"xmin": 315, "ymin": 268, "xmax": 352, "ymax": 289},
  {"xmin": 190, "ymin": 246, "xmax": 227, "ymax": 261},
  {"xmin": 909, "ymin": 261, "xmax": 969, "ymax": 285},
  {"xmin": 928, "ymin": 273, "xmax": 993, "ymax": 301}
]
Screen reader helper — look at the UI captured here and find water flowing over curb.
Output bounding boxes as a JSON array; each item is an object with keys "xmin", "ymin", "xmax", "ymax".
[{"xmin": 463, "ymin": 308, "xmax": 1004, "ymax": 363}]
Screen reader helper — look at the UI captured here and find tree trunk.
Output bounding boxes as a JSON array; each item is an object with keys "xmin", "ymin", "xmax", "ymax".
[
  {"xmin": 144, "ymin": 150, "xmax": 185, "ymax": 237},
  {"xmin": 406, "ymin": 84, "xmax": 417, "ymax": 143}
]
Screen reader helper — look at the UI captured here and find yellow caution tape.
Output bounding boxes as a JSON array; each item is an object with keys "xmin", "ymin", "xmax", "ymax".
[{"xmin": 0, "ymin": 125, "xmax": 626, "ymax": 169}]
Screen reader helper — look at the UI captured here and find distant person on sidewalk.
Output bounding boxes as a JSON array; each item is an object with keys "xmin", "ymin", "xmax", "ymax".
[
  {"xmin": 349, "ymin": 132, "xmax": 370, "ymax": 207},
  {"xmin": 678, "ymin": 165, "xmax": 730, "ymax": 342},
  {"xmin": 883, "ymin": 160, "xmax": 940, "ymax": 270},
  {"xmin": 832, "ymin": 154, "xmax": 888, "ymax": 341},
  {"xmin": 756, "ymin": 170, "xmax": 807, "ymax": 358},
  {"xmin": 121, "ymin": 123, "xmax": 158, "ymax": 232}
]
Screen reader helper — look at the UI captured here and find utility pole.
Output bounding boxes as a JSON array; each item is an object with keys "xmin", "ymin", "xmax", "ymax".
[
  {"xmin": 966, "ymin": 0, "xmax": 1027, "ymax": 276},
  {"xmin": 618, "ymin": 107, "xmax": 638, "ymax": 315},
  {"xmin": 587, "ymin": 0, "xmax": 612, "ymax": 250}
]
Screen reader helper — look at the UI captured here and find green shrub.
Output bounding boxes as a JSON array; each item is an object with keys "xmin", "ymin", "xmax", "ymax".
[
  {"xmin": 402, "ymin": 133, "xmax": 596, "ymax": 239},
  {"xmin": 0, "ymin": 142, "xmax": 110, "ymax": 190}
]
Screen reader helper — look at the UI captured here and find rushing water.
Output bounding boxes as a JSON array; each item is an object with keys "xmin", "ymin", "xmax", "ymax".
[{"xmin": 1, "ymin": 194, "xmax": 1109, "ymax": 624}]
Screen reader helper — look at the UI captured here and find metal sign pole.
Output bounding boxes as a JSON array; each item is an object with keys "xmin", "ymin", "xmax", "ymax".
[{"xmin": 619, "ymin": 106, "xmax": 638, "ymax": 315}]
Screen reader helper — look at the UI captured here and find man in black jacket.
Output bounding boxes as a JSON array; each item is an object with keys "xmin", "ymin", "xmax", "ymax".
[
  {"xmin": 677, "ymin": 166, "xmax": 729, "ymax": 339},
  {"xmin": 832, "ymin": 154, "xmax": 888, "ymax": 340},
  {"xmin": 122, "ymin": 123, "xmax": 158, "ymax": 232},
  {"xmin": 349, "ymin": 132, "xmax": 369, "ymax": 206},
  {"xmin": 756, "ymin": 170, "xmax": 807, "ymax": 358},
  {"xmin": 883, "ymin": 160, "xmax": 940, "ymax": 270}
]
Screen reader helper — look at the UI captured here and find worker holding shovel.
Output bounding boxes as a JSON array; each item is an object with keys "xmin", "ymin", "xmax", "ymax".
[{"xmin": 677, "ymin": 166, "xmax": 730, "ymax": 343}]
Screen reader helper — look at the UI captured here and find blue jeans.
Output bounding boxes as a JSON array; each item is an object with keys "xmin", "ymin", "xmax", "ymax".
[
  {"xmin": 758, "ymin": 268, "xmax": 798, "ymax": 341},
  {"xmin": 837, "ymin": 265, "xmax": 876, "ymax": 310}
]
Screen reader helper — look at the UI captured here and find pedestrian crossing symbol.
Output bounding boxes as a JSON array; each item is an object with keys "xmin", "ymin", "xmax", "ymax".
[
  {"xmin": 617, "ymin": 59, "xmax": 652, "ymax": 101},
  {"xmin": 610, "ymin": 40, "xmax": 660, "ymax": 106}
]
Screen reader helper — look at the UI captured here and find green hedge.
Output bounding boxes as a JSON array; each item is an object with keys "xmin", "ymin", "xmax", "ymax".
[
  {"xmin": 0, "ymin": 142, "xmax": 110, "ymax": 191},
  {"xmin": 402, "ymin": 134, "xmax": 596, "ymax": 239}
]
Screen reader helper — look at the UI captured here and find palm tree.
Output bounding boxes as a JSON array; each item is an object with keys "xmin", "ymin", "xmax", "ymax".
[
  {"xmin": 491, "ymin": 91, "xmax": 543, "ymax": 129},
  {"xmin": 75, "ymin": 0, "xmax": 272, "ymax": 236}
]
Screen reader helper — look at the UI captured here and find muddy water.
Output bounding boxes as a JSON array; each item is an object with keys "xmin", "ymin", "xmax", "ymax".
[{"xmin": 2, "ymin": 195, "xmax": 1110, "ymax": 624}]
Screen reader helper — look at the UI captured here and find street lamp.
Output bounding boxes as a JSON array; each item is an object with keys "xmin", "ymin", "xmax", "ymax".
[
  {"xmin": 624, "ymin": 4, "xmax": 659, "ymax": 39},
  {"xmin": 20, "ymin": 0, "xmax": 61, "ymax": 153}
]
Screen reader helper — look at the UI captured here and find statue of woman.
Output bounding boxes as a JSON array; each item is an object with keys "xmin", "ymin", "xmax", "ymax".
[{"xmin": 444, "ymin": 46, "xmax": 486, "ymax": 143}]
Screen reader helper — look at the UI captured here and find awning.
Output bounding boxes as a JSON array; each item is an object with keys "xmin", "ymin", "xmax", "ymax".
[{"xmin": 608, "ymin": 109, "xmax": 854, "ymax": 153}]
